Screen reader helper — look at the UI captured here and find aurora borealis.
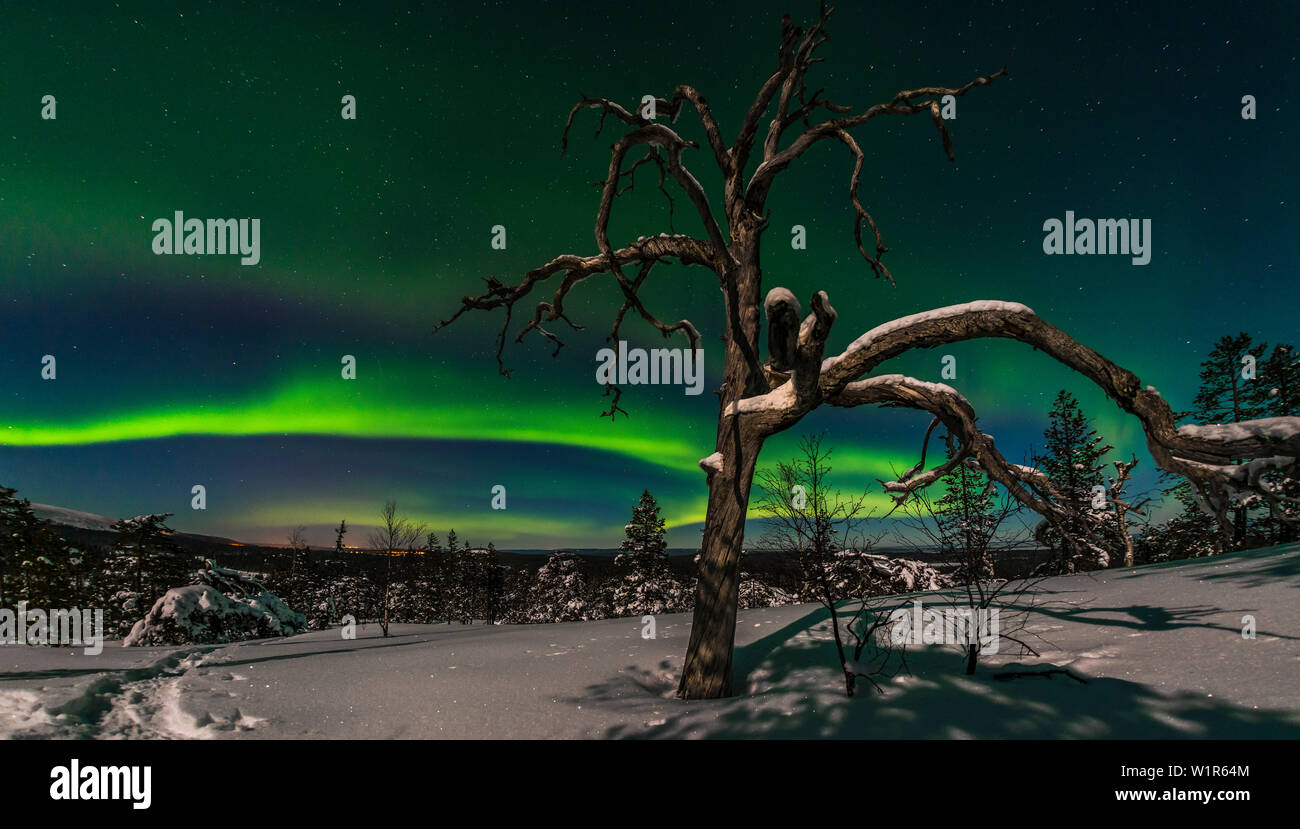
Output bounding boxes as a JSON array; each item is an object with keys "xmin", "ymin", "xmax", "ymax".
[{"xmin": 2, "ymin": 1, "xmax": 1297, "ymax": 548}]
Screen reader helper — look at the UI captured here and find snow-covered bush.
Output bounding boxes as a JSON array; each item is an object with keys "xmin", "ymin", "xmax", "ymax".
[
  {"xmin": 737, "ymin": 574, "xmax": 793, "ymax": 609},
  {"xmin": 827, "ymin": 551, "xmax": 953, "ymax": 598},
  {"xmin": 106, "ymin": 589, "xmax": 146, "ymax": 638},
  {"xmin": 123, "ymin": 561, "xmax": 306, "ymax": 646},
  {"xmin": 515, "ymin": 552, "xmax": 601, "ymax": 623},
  {"xmin": 1134, "ymin": 512, "xmax": 1222, "ymax": 563},
  {"xmin": 607, "ymin": 566, "xmax": 692, "ymax": 616}
]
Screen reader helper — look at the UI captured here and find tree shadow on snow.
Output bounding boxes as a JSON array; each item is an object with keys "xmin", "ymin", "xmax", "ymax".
[
  {"xmin": 0, "ymin": 666, "xmax": 120, "ymax": 682},
  {"xmin": 1194, "ymin": 547, "xmax": 1300, "ymax": 590},
  {"xmin": 197, "ymin": 636, "xmax": 437, "ymax": 670},
  {"xmin": 1013, "ymin": 601, "xmax": 1299, "ymax": 640},
  {"xmin": 1107, "ymin": 544, "xmax": 1300, "ymax": 589},
  {"xmin": 577, "ymin": 603, "xmax": 1300, "ymax": 740}
]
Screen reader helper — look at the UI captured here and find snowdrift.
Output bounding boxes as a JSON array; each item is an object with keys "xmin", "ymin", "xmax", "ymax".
[{"xmin": 124, "ymin": 562, "xmax": 306, "ymax": 647}]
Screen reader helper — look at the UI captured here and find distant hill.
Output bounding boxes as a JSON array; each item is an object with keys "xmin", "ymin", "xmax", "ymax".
[
  {"xmin": 30, "ymin": 503, "xmax": 117, "ymax": 532},
  {"xmin": 29, "ymin": 503, "xmax": 279, "ymax": 571},
  {"xmin": 32, "ymin": 503, "xmax": 246, "ymax": 546}
]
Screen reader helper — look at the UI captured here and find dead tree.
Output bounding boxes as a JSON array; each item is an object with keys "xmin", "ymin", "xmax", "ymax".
[
  {"xmin": 1106, "ymin": 457, "xmax": 1150, "ymax": 567},
  {"xmin": 436, "ymin": 4, "xmax": 1300, "ymax": 698},
  {"xmin": 369, "ymin": 500, "xmax": 425, "ymax": 637}
]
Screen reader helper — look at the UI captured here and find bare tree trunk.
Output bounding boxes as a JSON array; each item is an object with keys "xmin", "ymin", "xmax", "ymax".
[
  {"xmin": 1120, "ymin": 516, "xmax": 1136, "ymax": 567},
  {"xmin": 678, "ymin": 443, "xmax": 758, "ymax": 698},
  {"xmin": 820, "ymin": 579, "xmax": 853, "ymax": 697},
  {"xmin": 679, "ymin": 236, "xmax": 769, "ymax": 699}
]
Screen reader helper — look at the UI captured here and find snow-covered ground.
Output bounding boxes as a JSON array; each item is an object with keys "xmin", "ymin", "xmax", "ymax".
[{"xmin": 3, "ymin": 543, "xmax": 1297, "ymax": 739}]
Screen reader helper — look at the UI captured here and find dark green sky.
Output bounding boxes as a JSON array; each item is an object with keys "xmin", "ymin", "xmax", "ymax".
[{"xmin": 1, "ymin": 0, "xmax": 1296, "ymax": 547}]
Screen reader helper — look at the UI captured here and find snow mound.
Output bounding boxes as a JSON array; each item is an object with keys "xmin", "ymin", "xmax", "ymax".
[
  {"xmin": 859, "ymin": 553, "xmax": 953, "ymax": 594},
  {"xmin": 124, "ymin": 562, "xmax": 306, "ymax": 647}
]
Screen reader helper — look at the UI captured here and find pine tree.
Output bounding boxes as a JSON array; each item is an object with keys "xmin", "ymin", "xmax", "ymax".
[
  {"xmin": 321, "ymin": 519, "xmax": 349, "ymax": 626},
  {"xmin": 279, "ymin": 526, "xmax": 313, "ymax": 611},
  {"xmin": 1190, "ymin": 333, "xmax": 1270, "ymax": 546},
  {"xmin": 0, "ymin": 487, "xmax": 76, "ymax": 608},
  {"xmin": 1193, "ymin": 333, "xmax": 1268, "ymax": 424},
  {"xmin": 1256, "ymin": 343, "xmax": 1300, "ymax": 416},
  {"xmin": 1254, "ymin": 342, "xmax": 1300, "ymax": 542},
  {"xmin": 1133, "ymin": 476, "xmax": 1221, "ymax": 564},
  {"xmin": 0, "ymin": 487, "xmax": 45, "ymax": 604},
  {"xmin": 102, "ymin": 514, "xmax": 195, "ymax": 635},
  {"xmin": 524, "ymin": 552, "xmax": 596, "ymax": 623},
  {"xmin": 0, "ymin": 485, "xmax": 16, "ymax": 605},
  {"xmin": 620, "ymin": 490, "xmax": 669, "ymax": 564},
  {"xmin": 411, "ymin": 531, "xmax": 441, "ymax": 623},
  {"xmin": 483, "ymin": 542, "xmax": 505, "ymax": 624},
  {"xmin": 934, "ymin": 445, "xmax": 998, "ymax": 581},
  {"xmin": 501, "ymin": 566, "xmax": 540, "ymax": 624},
  {"xmin": 453, "ymin": 540, "xmax": 482, "ymax": 624},
  {"xmin": 1032, "ymin": 390, "xmax": 1115, "ymax": 570},
  {"xmin": 440, "ymin": 529, "xmax": 471, "ymax": 623},
  {"xmin": 422, "ymin": 531, "xmax": 441, "ymax": 578},
  {"xmin": 609, "ymin": 490, "xmax": 687, "ymax": 616}
]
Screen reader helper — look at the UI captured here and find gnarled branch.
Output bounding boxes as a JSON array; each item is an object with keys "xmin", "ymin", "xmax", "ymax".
[
  {"xmin": 433, "ymin": 235, "xmax": 714, "ymax": 376},
  {"xmin": 745, "ymin": 56, "xmax": 1011, "ymax": 210},
  {"xmin": 737, "ymin": 292, "xmax": 1300, "ymax": 546}
]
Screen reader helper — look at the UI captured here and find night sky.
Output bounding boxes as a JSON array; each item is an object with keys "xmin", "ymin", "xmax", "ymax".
[{"xmin": 2, "ymin": 1, "xmax": 1296, "ymax": 548}]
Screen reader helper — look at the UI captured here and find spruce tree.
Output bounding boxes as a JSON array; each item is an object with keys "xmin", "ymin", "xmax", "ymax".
[
  {"xmin": 1256, "ymin": 343, "xmax": 1300, "ymax": 416},
  {"xmin": 618, "ymin": 490, "xmax": 669, "ymax": 572},
  {"xmin": 1193, "ymin": 333, "xmax": 1268, "ymax": 423},
  {"xmin": 102, "ymin": 514, "xmax": 194, "ymax": 634},
  {"xmin": 524, "ymin": 552, "xmax": 595, "ymax": 622},
  {"xmin": 1196, "ymin": 334, "xmax": 1266, "ymax": 545},
  {"xmin": 1255, "ymin": 342, "xmax": 1300, "ymax": 542},
  {"xmin": 0, "ymin": 486, "xmax": 40, "ymax": 605},
  {"xmin": 0, "ymin": 488, "xmax": 76, "ymax": 608},
  {"xmin": 483, "ymin": 542, "xmax": 505, "ymax": 624},
  {"xmin": 282, "ymin": 526, "xmax": 313, "ymax": 611},
  {"xmin": 1032, "ymin": 390, "xmax": 1114, "ymax": 570},
  {"xmin": 934, "ymin": 444, "xmax": 998, "ymax": 580},
  {"xmin": 449, "ymin": 529, "xmax": 469, "ymax": 623},
  {"xmin": 1189, "ymin": 333, "xmax": 1272, "ymax": 546},
  {"xmin": 610, "ymin": 490, "xmax": 686, "ymax": 616}
]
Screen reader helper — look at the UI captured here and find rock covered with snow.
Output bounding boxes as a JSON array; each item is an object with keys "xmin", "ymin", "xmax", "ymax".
[{"xmin": 124, "ymin": 561, "xmax": 307, "ymax": 646}]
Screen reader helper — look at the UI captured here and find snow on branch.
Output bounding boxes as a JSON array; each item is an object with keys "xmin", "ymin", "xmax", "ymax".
[
  {"xmin": 723, "ymin": 292, "xmax": 1300, "ymax": 546},
  {"xmin": 820, "ymin": 300, "xmax": 1036, "ymax": 387}
]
